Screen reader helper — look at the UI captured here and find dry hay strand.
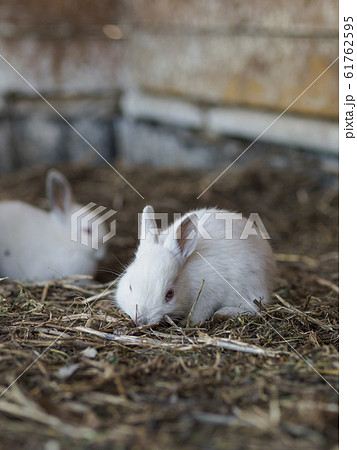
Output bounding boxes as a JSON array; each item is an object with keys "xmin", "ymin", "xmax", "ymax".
[
  {"xmin": 0, "ymin": 273, "xmax": 338, "ymax": 450},
  {"xmin": 0, "ymin": 162, "xmax": 338, "ymax": 449}
]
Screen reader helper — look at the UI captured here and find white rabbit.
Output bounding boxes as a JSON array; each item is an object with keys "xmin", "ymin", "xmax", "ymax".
[
  {"xmin": 0, "ymin": 169, "xmax": 107, "ymax": 281},
  {"xmin": 116, "ymin": 205, "xmax": 276, "ymax": 326}
]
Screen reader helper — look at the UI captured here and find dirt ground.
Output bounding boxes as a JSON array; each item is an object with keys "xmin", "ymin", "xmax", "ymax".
[{"xmin": 0, "ymin": 160, "xmax": 338, "ymax": 449}]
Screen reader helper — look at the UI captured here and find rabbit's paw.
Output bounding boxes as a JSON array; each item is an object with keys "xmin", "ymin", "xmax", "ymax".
[{"xmin": 212, "ymin": 306, "xmax": 243, "ymax": 322}]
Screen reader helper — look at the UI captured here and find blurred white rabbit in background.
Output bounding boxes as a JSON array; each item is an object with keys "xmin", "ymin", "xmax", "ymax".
[{"xmin": 0, "ymin": 169, "xmax": 107, "ymax": 281}]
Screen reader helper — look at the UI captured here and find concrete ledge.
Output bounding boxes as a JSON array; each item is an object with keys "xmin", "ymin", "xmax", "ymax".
[
  {"xmin": 121, "ymin": 91, "xmax": 203, "ymax": 129},
  {"xmin": 207, "ymin": 107, "xmax": 339, "ymax": 155},
  {"xmin": 121, "ymin": 91, "xmax": 338, "ymax": 155}
]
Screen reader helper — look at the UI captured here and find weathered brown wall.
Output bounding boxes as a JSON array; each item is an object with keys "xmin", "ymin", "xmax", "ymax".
[
  {"xmin": 126, "ymin": 0, "xmax": 338, "ymax": 118},
  {"xmin": 0, "ymin": 0, "xmax": 338, "ymax": 172},
  {"xmin": 0, "ymin": 0, "xmax": 128, "ymax": 94}
]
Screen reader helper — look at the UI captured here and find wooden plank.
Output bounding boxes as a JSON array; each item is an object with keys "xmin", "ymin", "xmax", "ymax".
[
  {"xmin": 129, "ymin": 0, "xmax": 338, "ymax": 34},
  {"xmin": 0, "ymin": 0, "xmax": 129, "ymax": 29},
  {"xmin": 125, "ymin": 33, "xmax": 338, "ymax": 118},
  {"xmin": 0, "ymin": 37, "xmax": 125, "ymax": 95}
]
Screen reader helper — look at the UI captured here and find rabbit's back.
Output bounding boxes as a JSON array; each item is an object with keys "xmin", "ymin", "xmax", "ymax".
[{"xmin": 173, "ymin": 208, "xmax": 276, "ymax": 322}]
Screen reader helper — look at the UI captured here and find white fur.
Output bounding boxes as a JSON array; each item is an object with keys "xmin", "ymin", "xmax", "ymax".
[
  {"xmin": 0, "ymin": 170, "xmax": 106, "ymax": 281},
  {"xmin": 116, "ymin": 206, "xmax": 277, "ymax": 325}
]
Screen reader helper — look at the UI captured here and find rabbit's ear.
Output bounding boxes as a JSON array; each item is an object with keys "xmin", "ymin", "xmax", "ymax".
[
  {"xmin": 165, "ymin": 214, "xmax": 198, "ymax": 259},
  {"xmin": 139, "ymin": 205, "xmax": 158, "ymax": 245},
  {"xmin": 46, "ymin": 170, "xmax": 72, "ymax": 217}
]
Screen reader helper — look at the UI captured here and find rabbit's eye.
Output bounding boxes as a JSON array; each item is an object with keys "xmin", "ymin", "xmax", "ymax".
[
  {"xmin": 84, "ymin": 226, "xmax": 92, "ymax": 235},
  {"xmin": 129, "ymin": 284, "xmax": 132, "ymax": 292},
  {"xmin": 165, "ymin": 289, "xmax": 174, "ymax": 302}
]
